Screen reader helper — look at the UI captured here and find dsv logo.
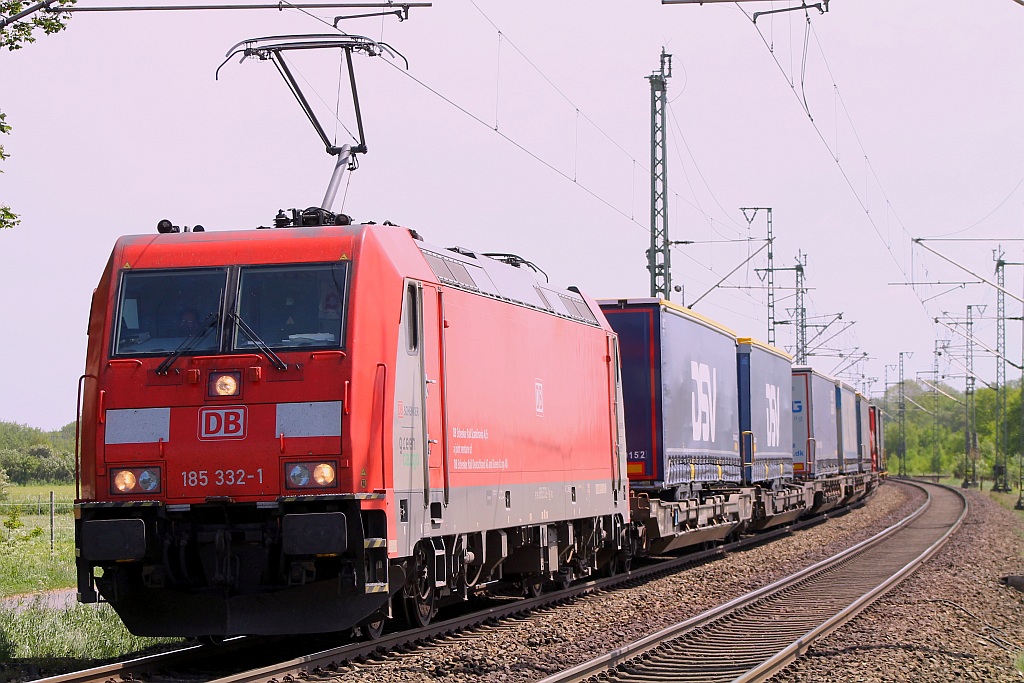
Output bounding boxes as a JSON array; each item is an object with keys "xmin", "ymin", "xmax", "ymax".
[
  {"xmin": 690, "ymin": 362, "xmax": 717, "ymax": 442},
  {"xmin": 765, "ymin": 383, "xmax": 781, "ymax": 448},
  {"xmin": 198, "ymin": 406, "xmax": 247, "ymax": 440}
]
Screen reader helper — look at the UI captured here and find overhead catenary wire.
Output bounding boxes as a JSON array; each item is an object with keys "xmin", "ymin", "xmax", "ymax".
[
  {"xmin": 218, "ymin": 2, "xmax": 870, "ymax": 338},
  {"xmin": 197, "ymin": 0, "xmax": 788, "ymax": 325},
  {"xmin": 740, "ymin": 4, "xmax": 917, "ymax": 287}
]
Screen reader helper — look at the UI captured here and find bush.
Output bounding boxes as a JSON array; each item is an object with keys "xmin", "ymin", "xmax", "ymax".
[
  {"xmin": 0, "ymin": 466, "xmax": 8, "ymax": 501},
  {"xmin": 0, "ymin": 446, "xmax": 73, "ymax": 485}
]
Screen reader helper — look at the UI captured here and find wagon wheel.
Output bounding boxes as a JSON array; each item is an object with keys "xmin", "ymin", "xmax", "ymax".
[{"xmin": 403, "ymin": 542, "xmax": 436, "ymax": 627}]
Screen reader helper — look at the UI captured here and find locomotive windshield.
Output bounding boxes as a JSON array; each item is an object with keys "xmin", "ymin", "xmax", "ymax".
[
  {"xmin": 113, "ymin": 268, "xmax": 227, "ymax": 356},
  {"xmin": 111, "ymin": 262, "xmax": 349, "ymax": 358},
  {"xmin": 233, "ymin": 263, "xmax": 349, "ymax": 350}
]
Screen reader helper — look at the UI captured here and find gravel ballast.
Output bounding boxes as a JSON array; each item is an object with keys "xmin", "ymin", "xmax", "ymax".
[
  {"xmin": 767, "ymin": 486, "xmax": 1024, "ymax": 683},
  {"xmin": 328, "ymin": 480, "xmax": 1023, "ymax": 682}
]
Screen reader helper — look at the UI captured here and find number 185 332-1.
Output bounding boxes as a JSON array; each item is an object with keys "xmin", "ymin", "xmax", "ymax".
[{"xmin": 182, "ymin": 469, "xmax": 263, "ymax": 487}]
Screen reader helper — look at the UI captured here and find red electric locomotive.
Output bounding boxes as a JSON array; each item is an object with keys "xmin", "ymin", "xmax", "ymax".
[{"xmin": 75, "ymin": 213, "xmax": 630, "ymax": 637}]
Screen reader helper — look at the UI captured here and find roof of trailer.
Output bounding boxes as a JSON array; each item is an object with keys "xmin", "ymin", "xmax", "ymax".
[
  {"xmin": 736, "ymin": 337, "xmax": 793, "ymax": 361},
  {"xmin": 596, "ymin": 297, "xmax": 738, "ymax": 338},
  {"xmin": 792, "ymin": 364, "xmax": 840, "ymax": 383}
]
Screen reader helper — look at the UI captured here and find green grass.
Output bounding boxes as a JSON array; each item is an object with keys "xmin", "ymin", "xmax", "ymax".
[
  {"xmin": 0, "ymin": 485, "xmax": 76, "ymax": 598},
  {"xmin": 987, "ymin": 488, "xmax": 1024, "ymax": 547},
  {"xmin": 5, "ymin": 484, "xmax": 76, "ymax": 501},
  {"xmin": 0, "ymin": 486, "xmax": 182, "ymax": 676},
  {"xmin": 0, "ymin": 599, "xmax": 180, "ymax": 680}
]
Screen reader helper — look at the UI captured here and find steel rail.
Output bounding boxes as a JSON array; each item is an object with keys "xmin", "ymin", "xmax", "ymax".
[{"xmin": 534, "ymin": 480, "xmax": 962, "ymax": 683}]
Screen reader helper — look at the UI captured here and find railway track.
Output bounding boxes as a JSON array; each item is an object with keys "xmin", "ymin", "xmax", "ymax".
[
  {"xmin": 536, "ymin": 479, "xmax": 965, "ymax": 683},
  {"xmin": 32, "ymin": 493, "xmax": 877, "ymax": 683}
]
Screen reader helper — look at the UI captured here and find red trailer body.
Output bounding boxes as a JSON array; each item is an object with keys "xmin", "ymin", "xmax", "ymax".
[{"xmin": 75, "ymin": 223, "xmax": 628, "ymax": 637}]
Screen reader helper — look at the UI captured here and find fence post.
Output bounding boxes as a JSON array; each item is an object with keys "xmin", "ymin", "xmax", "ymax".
[{"xmin": 50, "ymin": 490, "xmax": 55, "ymax": 558}]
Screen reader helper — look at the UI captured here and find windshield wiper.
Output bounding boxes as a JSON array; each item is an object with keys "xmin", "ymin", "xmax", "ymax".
[
  {"xmin": 228, "ymin": 312, "xmax": 288, "ymax": 371},
  {"xmin": 156, "ymin": 312, "xmax": 219, "ymax": 375}
]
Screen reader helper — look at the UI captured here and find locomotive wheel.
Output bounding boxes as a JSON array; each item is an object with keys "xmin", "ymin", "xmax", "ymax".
[
  {"xmin": 403, "ymin": 543, "xmax": 436, "ymax": 627},
  {"xmin": 521, "ymin": 577, "xmax": 543, "ymax": 598},
  {"xmin": 551, "ymin": 572, "xmax": 571, "ymax": 591},
  {"xmin": 603, "ymin": 551, "xmax": 632, "ymax": 577},
  {"xmin": 358, "ymin": 614, "xmax": 386, "ymax": 640}
]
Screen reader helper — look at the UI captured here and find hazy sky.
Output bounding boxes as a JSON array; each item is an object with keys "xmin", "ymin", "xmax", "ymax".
[{"xmin": 2, "ymin": 0, "xmax": 1023, "ymax": 430}]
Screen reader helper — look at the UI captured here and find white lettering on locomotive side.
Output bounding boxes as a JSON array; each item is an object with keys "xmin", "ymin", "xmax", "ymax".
[
  {"xmin": 198, "ymin": 406, "xmax": 247, "ymax": 440},
  {"xmin": 765, "ymin": 383, "xmax": 781, "ymax": 448},
  {"xmin": 181, "ymin": 468, "xmax": 263, "ymax": 487},
  {"xmin": 535, "ymin": 379, "xmax": 544, "ymax": 416},
  {"xmin": 690, "ymin": 361, "xmax": 717, "ymax": 442},
  {"xmin": 450, "ymin": 427, "xmax": 489, "ymax": 440},
  {"xmin": 452, "ymin": 458, "xmax": 509, "ymax": 471}
]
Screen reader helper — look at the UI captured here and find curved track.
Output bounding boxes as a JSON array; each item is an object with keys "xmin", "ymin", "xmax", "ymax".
[
  {"xmin": 32, "ymin": 493, "xmax": 877, "ymax": 683},
  {"xmin": 537, "ymin": 479, "xmax": 965, "ymax": 683}
]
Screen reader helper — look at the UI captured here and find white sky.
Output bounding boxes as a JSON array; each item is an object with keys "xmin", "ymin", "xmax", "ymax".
[{"xmin": 2, "ymin": 0, "xmax": 1023, "ymax": 430}]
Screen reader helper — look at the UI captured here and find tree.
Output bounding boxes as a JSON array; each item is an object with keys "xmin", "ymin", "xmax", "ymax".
[{"xmin": 1, "ymin": 0, "xmax": 76, "ymax": 229}]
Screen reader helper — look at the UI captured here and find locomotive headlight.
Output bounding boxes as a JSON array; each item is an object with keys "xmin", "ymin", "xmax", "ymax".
[
  {"xmin": 285, "ymin": 461, "xmax": 338, "ymax": 489},
  {"xmin": 209, "ymin": 371, "xmax": 241, "ymax": 397},
  {"xmin": 137, "ymin": 468, "xmax": 160, "ymax": 492},
  {"xmin": 113, "ymin": 470, "xmax": 137, "ymax": 492},
  {"xmin": 313, "ymin": 463, "xmax": 336, "ymax": 486},
  {"xmin": 111, "ymin": 467, "xmax": 162, "ymax": 494},
  {"xmin": 288, "ymin": 464, "xmax": 311, "ymax": 487}
]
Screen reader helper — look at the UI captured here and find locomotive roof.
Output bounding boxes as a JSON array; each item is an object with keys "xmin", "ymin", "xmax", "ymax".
[
  {"xmin": 416, "ymin": 240, "xmax": 602, "ymax": 327},
  {"xmin": 112, "ymin": 224, "xmax": 367, "ymax": 268},
  {"xmin": 110, "ymin": 222, "xmax": 605, "ymax": 329}
]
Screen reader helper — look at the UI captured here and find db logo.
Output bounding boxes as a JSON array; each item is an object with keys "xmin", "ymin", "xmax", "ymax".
[{"xmin": 198, "ymin": 406, "xmax": 247, "ymax": 440}]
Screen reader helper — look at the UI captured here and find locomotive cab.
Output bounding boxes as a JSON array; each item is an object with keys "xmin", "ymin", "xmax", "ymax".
[{"xmin": 76, "ymin": 220, "xmax": 404, "ymax": 636}]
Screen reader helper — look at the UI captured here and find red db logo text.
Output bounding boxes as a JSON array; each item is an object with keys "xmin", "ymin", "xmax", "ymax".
[{"xmin": 198, "ymin": 407, "xmax": 247, "ymax": 440}]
